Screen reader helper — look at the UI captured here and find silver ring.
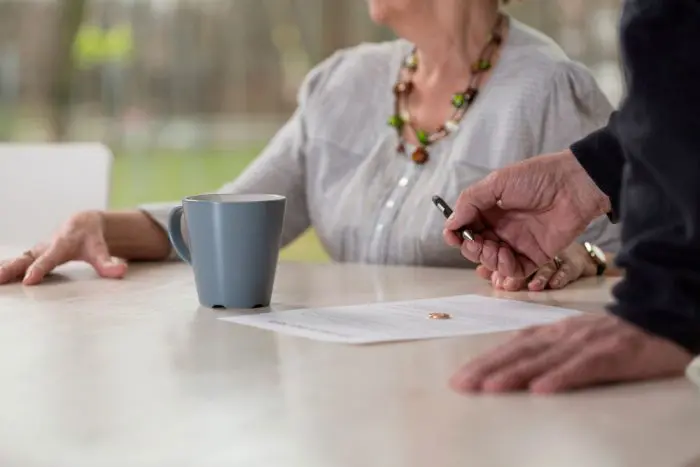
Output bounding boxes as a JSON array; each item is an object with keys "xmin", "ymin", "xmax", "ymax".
[{"xmin": 553, "ymin": 256, "xmax": 564, "ymax": 269}]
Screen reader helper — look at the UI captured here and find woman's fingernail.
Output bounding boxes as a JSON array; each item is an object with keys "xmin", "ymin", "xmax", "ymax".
[
  {"xmin": 467, "ymin": 241, "xmax": 479, "ymax": 252},
  {"xmin": 447, "ymin": 213, "xmax": 455, "ymax": 221},
  {"xmin": 104, "ymin": 257, "xmax": 125, "ymax": 267},
  {"xmin": 504, "ymin": 278, "xmax": 515, "ymax": 288},
  {"xmin": 531, "ymin": 279, "xmax": 542, "ymax": 288},
  {"xmin": 550, "ymin": 278, "xmax": 560, "ymax": 287}
]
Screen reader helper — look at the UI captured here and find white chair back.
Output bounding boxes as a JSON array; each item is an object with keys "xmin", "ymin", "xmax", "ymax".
[{"xmin": 0, "ymin": 143, "xmax": 113, "ymax": 247}]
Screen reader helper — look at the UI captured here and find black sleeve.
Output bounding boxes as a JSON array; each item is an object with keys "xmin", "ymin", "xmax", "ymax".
[
  {"xmin": 607, "ymin": 0, "xmax": 700, "ymax": 354},
  {"xmin": 569, "ymin": 112, "xmax": 625, "ymax": 223}
]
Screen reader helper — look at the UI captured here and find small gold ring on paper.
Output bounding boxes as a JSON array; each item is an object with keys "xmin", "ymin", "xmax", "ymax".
[{"xmin": 428, "ymin": 312, "xmax": 452, "ymax": 320}]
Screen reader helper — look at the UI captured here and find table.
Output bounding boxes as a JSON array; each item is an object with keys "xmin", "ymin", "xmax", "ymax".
[{"xmin": 0, "ymin": 245, "xmax": 698, "ymax": 467}]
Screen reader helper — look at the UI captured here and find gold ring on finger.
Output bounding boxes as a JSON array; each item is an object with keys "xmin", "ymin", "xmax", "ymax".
[{"xmin": 22, "ymin": 250, "xmax": 36, "ymax": 261}]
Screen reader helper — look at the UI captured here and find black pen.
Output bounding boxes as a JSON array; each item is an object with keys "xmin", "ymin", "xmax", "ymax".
[{"xmin": 431, "ymin": 195, "xmax": 475, "ymax": 242}]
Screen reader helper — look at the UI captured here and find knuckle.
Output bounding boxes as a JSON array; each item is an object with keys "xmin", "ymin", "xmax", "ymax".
[
  {"xmin": 482, "ymin": 171, "xmax": 500, "ymax": 189},
  {"xmin": 581, "ymin": 349, "xmax": 614, "ymax": 372},
  {"xmin": 64, "ymin": 211, "xmax": 98, "ymax": 234},
  {"xmin": 47, "ymin": 239, "xmax": 69, "ymax": 255},
  {"xmin": 606, "ymin": 331, "xmax": 641, "ymax": 352},
  {"xmin": 455, "ymin": 189, "xmax": 468, "ymax": 207}
]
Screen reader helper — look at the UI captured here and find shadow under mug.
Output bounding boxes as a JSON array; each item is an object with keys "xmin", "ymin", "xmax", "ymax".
[{"xmin": 167, "ymin": 193, "xmax": 286, "ymax": 309}]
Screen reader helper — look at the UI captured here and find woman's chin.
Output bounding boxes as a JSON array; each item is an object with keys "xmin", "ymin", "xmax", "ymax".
[{"xmin": 368, "ymin": 8, "xmax": 389, "ymax": 25}]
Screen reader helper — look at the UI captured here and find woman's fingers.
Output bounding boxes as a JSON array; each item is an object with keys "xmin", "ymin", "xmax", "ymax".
[
  {"xmin": 528, "ymin": 261, "xmax": 558, "ymax": 291},
  {"xmin": 84, "ymin": 237, "xmax": 128, "ymax": 279},
  {"xmin": 548, "ymin": 260, "xmax": 580, "ymax": 289},
  {"xmin": 22, "ymin": 243, "xmax": 71, "ymax": 286},
  {"xmin": 480, "ymin": 246, "xmax": 590, "ymax": 293},
  {"xmin": 0, "ymin": 254, "xmax": 35, "ymax": 284}
]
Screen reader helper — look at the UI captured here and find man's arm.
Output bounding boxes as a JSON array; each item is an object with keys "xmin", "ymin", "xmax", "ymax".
[
  {"xmin": 570, "ymin": 111, "xmax": 625, "ymax": 223},
  {"xmin": 608, "ymin": 0, "xmax": 700, "ymax": 354}
]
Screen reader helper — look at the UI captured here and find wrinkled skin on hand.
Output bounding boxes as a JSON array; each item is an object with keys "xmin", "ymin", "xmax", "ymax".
[
  {"xmin": 0, "ymin": 211, "xmax": 127, "ymax": 286},
  {"xmin": 443, "ymin": 150, "xmax": 611, "ymax": 278},
  {"xmin": 450, "ymin": 313, "xmax": 693, "ymax": 394}
]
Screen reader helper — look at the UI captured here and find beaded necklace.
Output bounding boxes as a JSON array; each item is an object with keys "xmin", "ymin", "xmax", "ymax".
[{"xmin": 387, "ymin": 14, "xmax": 505, "ymax": 165}]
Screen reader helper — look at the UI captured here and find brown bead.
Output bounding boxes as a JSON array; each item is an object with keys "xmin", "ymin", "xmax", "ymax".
[
  {"xmin": 465, "ymin": 87, "xmax": 479, "ymax": 104},
  {"xmin": 490, "ymin": 32, "xmax": 503, "ymax": 45},
  {"xmin": 411, "ymin": 147, "xmax": 429, "ymax": 165},
  {"xmin": 396, "ymin": 142, "xmax": 405, "ymax": 153},
  {"xmin": 393, "ymin": 81, "xmax": 413, "ymax": 95}
]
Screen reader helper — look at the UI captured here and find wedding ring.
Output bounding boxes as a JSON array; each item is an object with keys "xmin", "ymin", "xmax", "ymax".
[
  {"xmin": 428, "ymin": 312, "xmax": 451, "ymax": 320},
  {"xmin": 553, "ymin": 256, "xmax": 563, "ymax": 269}
]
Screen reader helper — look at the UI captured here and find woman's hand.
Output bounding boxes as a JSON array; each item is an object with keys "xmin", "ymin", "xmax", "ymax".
[
  {"xmin": 0, "ymin": 211, "xmax": 128, "ymax": 286},
  {"xmin": 478, "ymin": 242, "xmax": 597, "ymax": 292}
]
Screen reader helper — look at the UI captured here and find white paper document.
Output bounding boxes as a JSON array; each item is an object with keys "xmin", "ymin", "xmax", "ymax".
[{"xmin": 219, "ymin": 295, "xmax": 580, "ymax": 344}]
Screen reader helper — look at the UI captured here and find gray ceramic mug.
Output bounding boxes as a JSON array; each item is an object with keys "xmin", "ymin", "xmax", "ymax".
[{"xmin": 167, "ymin": 193, "xmax": 286, "ymax": 309}]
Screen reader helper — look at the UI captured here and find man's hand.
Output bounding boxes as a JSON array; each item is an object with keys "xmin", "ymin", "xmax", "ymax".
[
  {"xmin": 450, "ymin": 314, "xmax": 693, "ymax": 394},
  {"xmin": 443, "ymin": 150, "xmax": 611, "ymax": 277}
]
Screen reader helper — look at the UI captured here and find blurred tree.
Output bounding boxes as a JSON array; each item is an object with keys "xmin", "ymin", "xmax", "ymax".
[
  {"xmin": 263, "ymin": 0, "xmax": 311, "ymax": 106},
  {"xmin": 48, "ymin": 0, "xmax": 88, "ymax": 141},
  {"xmin": 321, "ymin": 0, "xmax": 350, "ymax": 58}
]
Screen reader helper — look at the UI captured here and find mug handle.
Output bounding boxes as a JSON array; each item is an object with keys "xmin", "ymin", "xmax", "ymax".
[{"xmin": 167, "ymin": 206, "xmax": 192, "ymax": 264}]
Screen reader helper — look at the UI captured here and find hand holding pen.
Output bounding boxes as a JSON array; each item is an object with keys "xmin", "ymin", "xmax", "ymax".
[{"xmin": 432, "ymin": 195, "xmax": 474, "ymax": 242}]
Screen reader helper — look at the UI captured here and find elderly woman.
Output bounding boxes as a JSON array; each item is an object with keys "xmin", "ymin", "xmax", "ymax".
[{"xmin": 0, "ymin": 0, "xmax": 619, "ymax": 292}]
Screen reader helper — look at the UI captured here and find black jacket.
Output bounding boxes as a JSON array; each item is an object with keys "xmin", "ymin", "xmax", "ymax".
[{"xmin": 570, "ymin": 0, "xmax": 700, "ymax": 354}]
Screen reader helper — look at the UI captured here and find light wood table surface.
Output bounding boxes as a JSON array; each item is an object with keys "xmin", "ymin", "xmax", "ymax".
[{"xmin": 0, "ymin": 245, "xmax": 698, "ymax": 467}]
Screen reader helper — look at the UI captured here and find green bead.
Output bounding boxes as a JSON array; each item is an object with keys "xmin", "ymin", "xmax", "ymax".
[
  {"xmin": 387, "ymin": 114, "xmax": 404, "ymax": 129},
  {"xmin": 451, "ymin": 93, "xmax": 466, "ymax": 109},
  {"xmin": 478, "ymin": 59, "xmax": 491, "ymax": 70},
  {"xmin": 416, "ymin": 130, "xmax": 430, "ymax": 145}
]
